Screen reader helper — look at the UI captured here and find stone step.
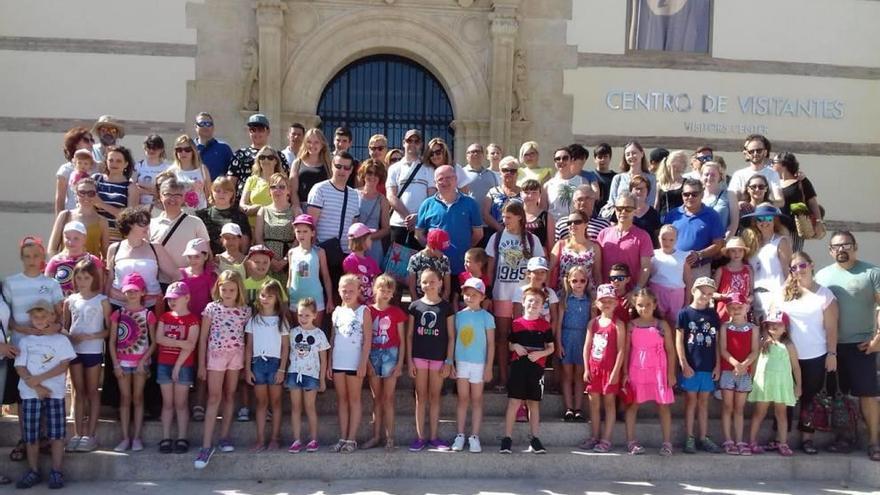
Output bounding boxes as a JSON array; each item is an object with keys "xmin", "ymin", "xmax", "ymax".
[
  {"xmin": 0, "ymin": 448, "xmax": 873, "ymax": 484},
  {"xmin": 0, "ymin": 415, "xmax": 843, "ymax": 451}
]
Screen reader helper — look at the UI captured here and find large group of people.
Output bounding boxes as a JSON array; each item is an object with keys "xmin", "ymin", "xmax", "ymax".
[{"xmin": 0, "ymin": 112, "xmax": 877, "ymax": 489}]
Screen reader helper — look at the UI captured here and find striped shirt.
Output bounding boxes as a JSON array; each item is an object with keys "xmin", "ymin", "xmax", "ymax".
[
  {"xmin": 93, "ymin": 174, "xmax": 130, "ymax": 234},
  {"xmin": 306, "ymin": 180, "xmax": 361, "ymax": 253}
]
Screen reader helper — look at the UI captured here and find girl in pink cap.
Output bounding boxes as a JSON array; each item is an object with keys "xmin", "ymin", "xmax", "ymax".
[
  {"xmin": 287, "ymin": 214, "xmax": 334, "ymax": 326},
  {"xmin": 343, "ymin": 223, "xmax": 381, "ymax": 304}
]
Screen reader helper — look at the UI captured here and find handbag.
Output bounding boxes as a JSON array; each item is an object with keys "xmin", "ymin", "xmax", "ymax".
[
  {"xmin": 383, "ymin": 238, "xmax": 417, "ymax": 285},
  {"xmin": 830, "ymin": 372, "xmax": 860, "ymax": 443},
  {"xmin": 792, "ymin": 180, "xmax": 827, "ymax": 240},
  {"xmin": 317, "ymin": 185, "xmax": 348, "ymax": 270},
  {"xmin": 798, "ymin": 374, "xmax": 832, "ymax": 432}
]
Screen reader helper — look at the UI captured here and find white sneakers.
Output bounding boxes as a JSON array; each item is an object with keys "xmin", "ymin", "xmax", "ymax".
[{"xmin": 451, "ymin": 433, "xmax": 482, "ymax": 453}]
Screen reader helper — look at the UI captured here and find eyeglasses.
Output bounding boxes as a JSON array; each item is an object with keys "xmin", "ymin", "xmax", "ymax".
[
  {"xmin": 523, "ymin": 151, "xmax": 537, "ymax": 158},
  {"xmin": 614, "ymin": 206, "xmax": 635, "ymax": 213},
  {"xmin": 681, "ymin": 191, "xmax": 701, "ymax": 198},
  {"xmin": 756, "ymin": 215, "xmax": 775, "ymax": 223},
  {"xmin": 258, "ymin": 155, "xmax": 277, "ymax": 161},
  {"xmin": 368, "ymin": 146, "xmax": 386, "ymax": 152},
  {"xmin": 333, "ymin": 163, "xmax": 353, "ymax": 171},
  {"xmin": 269, "ymin": 184, "xmax": 287, "ymax": 191},
  {"xmin": 746, "ymin": 148, "xmax": 766, "ymax": 155},
  {"xmin": 195, "ymin": 121, "xmax": 214, "ymax": 128},
  {"xmin": 553, "ymin": 155, "xmax": 571, "ymax": 162},
  {"xmin": 135, "ymin": 219, "xmax": 150, "ymax": 227},
  {"xmin": 430, "ymin": 149, "xmax": 444, "ymax": 157},
  {"xmin": 175, "ymin": 147, "xmax": 193, "ymax": 153},
  {"xmin": 501, "ymin": 168, "xmax": 517, "ymax": 174},
  {"xmin": 748, "ymin": 184, "xmax": 767, "ymax": 190},
  {"xmin": 609, "ymin": 275, "xmax": 628, "ymax": 282},
  {"xmin": 76, "ymin": 190, "xmax": 97, "ymax": 197},
  {"xmin": 830, "ymin": 242, "xmax": 854, "ymax": 251},
  {"xmin": 163, "ymin": 193, "xmax": 184, "ymax": 199},
  {"xmin": 248, "ymin": 126, "xmax": 267, "ymax": 132},
  {"xmin": 789, "ymin": 262, "xmax": 810, "ymax": 273}
]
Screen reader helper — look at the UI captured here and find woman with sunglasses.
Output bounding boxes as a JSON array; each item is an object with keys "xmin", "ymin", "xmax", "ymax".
[
  {"xmin": 482, "ymin": 157, "xmax": 523, "ymax": 240},
  {"xmin": 93, "ymin": 145, "xmax": 139, "ymax": 242},
  {"xmin": 772, "ymin": 251, "xmax": 838, "ymax": 455},
  {"xmin": 160, "ymin": 135, "xmax": 213, "ymax": 215},
  {"xmin": 738, "ymin": 174, "xmax": 771, "ymax": 223},
  {"xmin": 55, "ymin": 127, "xmax": 98, "ymax": 216},
  {"xmin": 741, "ymin": 203, "xmax": 792, "ymax": 319},
  {"xmin": 289, "ymin": 128, "xmax": 332, "ymax": 215},
  {"xmin": 47, "ymin": 177, "xmax": 110, "ymax": 260},
  {"xmin": 549, "ymin": 211, "xmax": 602, "ymax": 294},
  {"xmin": 133, "ymin": 134, "xmax": 172, "ymax": 211},
  {"xmin": 384, "ymin": 148, "xmax": 403, "ymax": 168},
  {"xmin": 255, "ymin": 173, "xmax": 295, "ymax": 280},
  {"xmin": 241, "ymin": 146, "xmax": 284, "ymax": 228},
  {"xmin": 604, "ymin": 141, "xmax": 657, "ymax": 218}
]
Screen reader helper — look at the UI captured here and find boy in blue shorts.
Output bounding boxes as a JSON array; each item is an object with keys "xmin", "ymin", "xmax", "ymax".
[{"xmin": 675, "ymin": 276, "xmax": 722, "ymax": 454}]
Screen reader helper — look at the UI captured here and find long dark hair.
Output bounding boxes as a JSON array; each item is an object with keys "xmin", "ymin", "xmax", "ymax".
[{"xmin": 502, "ymin": 201, "xmax": 531, "ymax": 259}]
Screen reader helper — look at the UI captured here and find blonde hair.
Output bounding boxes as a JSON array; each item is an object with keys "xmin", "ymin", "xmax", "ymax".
[
  {"xmin": 211, "ymin": 176, "xmax": 236, "ymax": 193},
  {"xmin": 297, "ymin": 297, "xmax": 317, "ymax": 314},
  {"xmin": 251, "ymin": 146, "xmax": 283, "ymax": 176},
  {"xmin": 659, "ymin": 224, "xmax": 678, "ymax": 237},
  {"xmin": 559, "ymin": 264, "xmax": 589, "ymax": 313},
  {"xmin": 518, "ymin": 141, "xmax": 539, "ymax": 163},
  {"xmin": 348, "ymin": 232, "xmax": 369, "ymax": 253},
  {"xmin": 339, "ymin": 273, "xmax": 361, "ymax": 288},
  {"xmin": 212, "ymin": 270, "xmax": 246, "ymax": 307},
  {"xmin": 656, "ymin": 150, "xmax": 688, "ymax": 190},
  {"xmin": 297, "ymin": 128, "xmax": 332, "ymax": 177},
  {"xmin": 172, "ymin": 135, "xmax": 204, "ymax": 171},
  {"xmin": 373, "ymin": 274, "xmax": 396, "ymax": 292},
  {"xmin": 783, "ymin": 251, "xmax": 813, "ymax": 302}
]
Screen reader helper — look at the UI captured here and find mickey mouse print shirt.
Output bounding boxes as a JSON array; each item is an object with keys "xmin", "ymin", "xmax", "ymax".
[
  {"xmin": 288, "ymin": 326, "xmax": 330, "ymax": 380},
  {"xmin": 408, "ymin": 299, "xmax": 453, "ymax": 361}
]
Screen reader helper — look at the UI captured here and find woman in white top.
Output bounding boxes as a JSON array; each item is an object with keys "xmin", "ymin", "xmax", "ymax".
[
  {"xmin": 133, "ymin": 134, "xmax": 172, "ymax": 210},
  {"xmin": 741, "ymin": 203, "xmax": 792, "ymax": 318},
  {"xmin": 773, "ymin": 251, "xmax": 838, "ymax": 454},
  {"xmin": 159, "ymin": 135, "xmax": 212, "ymax": 214}
]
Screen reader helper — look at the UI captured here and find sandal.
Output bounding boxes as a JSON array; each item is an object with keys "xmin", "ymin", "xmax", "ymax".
[
  {"xmin": 659, "ymin": 442, "xmax": 673, "ymax": 456},
  {"xmin": 722, "ymin": 440, "xmax": 739, "ymax": 455},
  {"xmin": 748, "ymin": 442, "xmax": 764, "ymax": 455},
  {"xmin": 158, "ymin": 438, "xmax": 173, "ymax": 454},
  {"xmin": 868, "ymin": 444, "xmax": 880, "ymax": 462},
  {"xmin": 778, "ymin": 443, "xmax": 793, "ymax": 457},
  {"xmin": 192, "ymin": 405, "xmax": 206, "ymax": 422},
  {"xmin": 593, "ymin": 440, "xmax": 612, "ymax": 453},
  {"xmin": 15, "ymin": 470, "xmax": 41, "ymax": 489},
  {"xmin": 174, "ymin": 439, "xmax": 190, "ymax": 454},
  {"xmin": 578, "ymin": 437, "xmax": 598, "ymax": 451},
  {"xmin": 341, "ymin": 440, "xmax": 357, "ymax": 453},
  {"xmin": 9, "ymin": 440, "xmax": 25, "ymax": 462},
  {"xmin": 737, "ymin": 442, "xmax": 752, "ymax": 456},
  {"xmin": 627, "ymin": 441, "xmax": 645, "ymax": 455},
  {"xmin": 385, "ymin": 438, "xmax": 396, "ymax": 451},
  {"xmin": 801, "ymin": 439, "xmax": 818, "ymax": 455},
  {"xmin": 267, "ymin": 440, "xmax": 280, "ymax": 451}
]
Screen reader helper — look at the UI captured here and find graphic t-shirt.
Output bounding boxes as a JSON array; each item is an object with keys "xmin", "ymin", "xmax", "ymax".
[
  {"xmin": 203, "ymin": 302, "xmax": 251, "ymax": 352},
  {"xmin": 15, "ymin": 334, "xmax": 77, "ymax": 399},
  {"xmin": 454, "ymin": 308, "xmax": 494, "ymax": 364},
  {"xmin": 509, "ymin": 317, "xmax": 554, "ymax": 367},
  {"xmin": 406, "ymin": 251, "xmax": 450, "ymax": 298},
  {"xmin": 67, "ymin": 293, "xmax": 107, "ymax": 354},
  {"xmin": 288, "ymin": 326, "xmax": 331, "ymax": 379},
  {"xmin": 369, "ymin": 305, "xmax": 407, "ymax": 349},
  {"xmin": 408, "ymin": 299, "xmax": 453, "ymax": 361},
  {"xmin": 343, "ymin": 253, "xmax": 381, "ymax": 304},
  {"xmin": 157, "ymin": 312, "xmax": 200, "ymax": 367},
  {"xmin": 44, "ymin": 253, "xmax": 103, "ymax": 296},
  {"xmin": 545, "ymin": 174, "xmax": 584, "ymax": 221},
  {"xmin": 331, "ymin": 305, "xmax": 366, "ymax": 371},
  {"xmin": 486, "ymin": 230, "xmax": 544, "ymax": 301},
  {"xmin": 112, "ymin": 307, "xmax": 157, "ymax": 368},
  {"xmin": 676, "ymin": 306, "xmax": 720, "ymax": 372}
]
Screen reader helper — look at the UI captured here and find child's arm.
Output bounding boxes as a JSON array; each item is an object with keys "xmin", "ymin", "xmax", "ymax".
[
  {"xmin": 61, "ymin": 299, "xmax": 76, "ymax": 341},
  {"xmin": 483, "ymin": 325, "xmax": 495, "ymax": 384},
  {"xmin": 407, "ymin": 271, "xmax": 418, "ymax": 302},
  {"xmin": 675, "ymin": 327, "xmax": 692, "ymax": 377},
  {"xmin": 591, "ymin": 247, "xmax": 603, "ymax": 296},
  {"xmin": 719, "ymin": 324, "xmax": 739, "ymax": 370},
  {"xmin": 154, "ymin": 321, "xmax": 170, "ymax": 347},
  {"xmin": 357, "ymin": 310, "xmax": 372, "ymax": 378},
  {"xmin": 95, "ymin": 298, "xmax": 112, "ymax": 341},
  {"xmin": 442, "ymin": 272, "xmax": 451, "ymax": 301},
  {"xmin": 277, "ymin": 333, "xmax": 290, "ymax": 385},
  {"xmin": 582, "ymin": 319, "xmax": 594, "ymax": 382},
  {"xmin": 406, "ymin": 315, "xmax": 416, "ymax": 378},
  {"xmin": 140, "ymin": 313, "xmax": 158, "ymax": 373},
  {"xmin": 549, "ymin": 300, "xmax": 560, "ymax": 348},
  {"xmin": 787, "ymin": 342, "xmax": 802, "ymax": 398},
  {"xmin": 318, "ymin": 349, "xmax": 328, "ymax": 392},
  {"xmin": 172, "ymin": 322, "xmax": 200, "ymax": 379},
  {"xmin": 108, "ymin": 311, "xmax": 121, "ymax": 376},
  {"xmin": 528, "ymin": 341, "xmax": 554, "ymax": 362},
  {"xmin": 713, "ymin": 323, "xmax": 721, "ymax": 380},
  {"xmin": 662, "ymin": 321, "xmax": 677, "ymax": 388},
  {"xmin": 197, "ymin": 314, "xmax": 212, "ymax": 381},
  {"xmin": 609, "ymin": 319, "xmax": 628, "ymax": 385},
  {"xmin": 392, "ymin": 320, "xmax": 406, "ymax": 377},
  {"xmin": 244, "ymin": 331, "xmax": 255, "ymax": 385},
  {"xmin": 19, "ymin": 359, "xmax": 72, "ymax": 388},
  {"xmin": 743, "ymin": 324, "xmax": 761, "ymax": 370},
  {"xmin": 317, "ymin": 249, "xmax": 335, "ymax": 314},
  {"xmin": 441, "ymin": 314, "xmax": 455, "ymax": 379}
]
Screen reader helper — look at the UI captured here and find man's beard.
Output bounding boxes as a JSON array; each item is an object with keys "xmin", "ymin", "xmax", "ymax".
[
  {"xmin": 835, "ymin": 252, "xmax": 850, "ymax": 263},
  {"xmin": 99, "ymin": 133, "xmax": 116, "ymax": 146}
]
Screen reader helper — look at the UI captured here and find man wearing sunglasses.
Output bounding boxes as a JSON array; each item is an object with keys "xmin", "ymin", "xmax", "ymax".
[
  {"xmin": 307, "ymin": 152, "xmax": 361, "ymax": 283},
  {"xmin": 815, "ymin": 231, "xmax": 880, "ymax": 461},
  {"xmin": 387, "ymin": 129, "xmax": 435, "ymax": 250},
  {"xmin": 228, "ymin": 113, "xmax": 289, "ymax": 201},
  {"xmin": 193, "ymin": 112, "xmax": 233, "ymax": 181},
  {"xmin": 664, "ymin": 178, "xmax": 724, "ymax": 279},
  {"xmin": 727, "ymin": 134, "xmax": 783, "ymax": 207}
]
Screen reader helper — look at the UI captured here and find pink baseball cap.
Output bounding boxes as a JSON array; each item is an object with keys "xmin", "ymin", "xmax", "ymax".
[
  {"xmin": 182, "ymin": 238, "xmax": 209, "ymax": 257},
  {"xmin": 120, "ymin": 273, "xmax": 146, "ymax": 293},
  {"xmin": 763, "ymin": 309, "xmax": 789, "ymax": 327},
  {"xmin": 727, "ymin": 293, "xmax": 748, "ymax": 306},
  {"xmin": 461, "ymin": 277, "xmax": 486, "ymax": 296},
  {"xmin": 426, "ymin": 229, "xmax": 450, "ymax": 250},
  {"xmin": 164, "ymin": 281, "xmax": 190, "ymax": 300},
  {"xmin": 247, "ymin": 244, "xmax": 274, "ymax": 260},
  {"xmin": 292, "ymin": 214, "xmax": 315, "ymax": 227},
  {"xmin": 596, "ymin": 283, "xmax": 616, "ymax": 301},
  {"xmin": 347, "ymin": 222, "xmax": 375, "ymax": 239}
]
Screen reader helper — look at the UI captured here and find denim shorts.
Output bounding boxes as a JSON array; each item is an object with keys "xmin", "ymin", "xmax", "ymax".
[
  {"xmin": 719, "ymin": 370, "xmax": 752, "ymax": 393},
  {"xmin": 369, "ymin": 347, "xmax": 399, "ymax": 378},
  {"xmin": 251, "ymin": 357, "xmax": 282, "ymax": 385},
  {"xmin": 286, "ymin": 372, "xmax": 320, "ymax": 391},
  {"xmin": 156, "ymin": 364, "xmax": 195, "ymax": 386},
  {"xmin": 679, "ymin": 370, "xmax": 716, "ymax": 393}
]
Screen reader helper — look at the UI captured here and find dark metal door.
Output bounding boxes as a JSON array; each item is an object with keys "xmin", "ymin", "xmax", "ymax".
[{"xmin": 317, "ymin": 55, "xmax": 454, "ymax": 160}]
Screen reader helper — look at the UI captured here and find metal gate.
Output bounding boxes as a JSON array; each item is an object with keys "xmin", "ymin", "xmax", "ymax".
[{"xmin": 317, "ymin": 55, "xmax": 454, "ymax": 160}]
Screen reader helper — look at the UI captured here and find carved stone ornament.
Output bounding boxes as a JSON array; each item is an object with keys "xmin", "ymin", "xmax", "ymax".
[
  {"xmin": 511, "ymin": 48, "xmax": 528, "ymax": 121},
  {"xmin": 241, "ymin": 38, "xmax": 260, "ymax": 111},
  {"xmin": 489, "ymin": 12, "xmax": 518, "ymax": 38}
]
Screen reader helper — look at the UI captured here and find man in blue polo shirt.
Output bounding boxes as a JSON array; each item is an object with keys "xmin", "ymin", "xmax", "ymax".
[
  {"xmin": 415, "ymin": 165, "xmax": 483, "ymax": 278},
  {"xmin": 194, "ymin": 112, "xmax": 234, "ymax": 180},
  {"xmin": 665, "ymin": 178, "xmax": 724, "ymax": 278}
]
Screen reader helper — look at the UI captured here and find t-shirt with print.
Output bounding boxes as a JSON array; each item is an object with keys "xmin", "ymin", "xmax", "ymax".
[
  {"xmin": 386, "ymin": 159, "xmax": 435, "ymax": 227},
  {"xmin": 509, "ymin": 317, "xmax": 554, "ymax": 368},
  {"xmin": 203, "ymin": 302, "xmax": 252, "ymax": 353},
  {"xmin": 195, "ymin": 206, "xmax": 253, "ymax": 255},
  {"xmin": 331, "ymin": 305, "xmax": 366, "ymax": 371},
  {"xmin": 512, "ymin": 284, "xmax": 559, "ymax": 322},
  {"xmin": 2, "ymin": 273, "xmax": 64, "ymax": 346},
  {"xmin": 343, "ymin": 253, "xmax": 381, "ymax": 304},
  {"xmin": 67, "ymin": 293, "xmax": 108, "ymax": 354},
  {"xmin": 486, "ymin": 230, "xmax": 544, "ymax": 301},
  {"xmin": 676, "ymin": 305, "xmax": 720, "ymax": 372},
  {"xmin": 15, "ymin": 333, "xmax": 76, "ymax": 400},
  {"xmin": 409, "ymin": 299, "xmax": 453, "ymax": 361},
  {"xmin": 545, "ymin": 174, "xmax": 584, "ymax": 222},
  {"xmin": 44, "ymin": 253, "xmax": 103, "ymax": 296},
  {"xmin": 406, "ymin": 251, "xmax": 450, "ymax": 298},
  {"xmin": 245, "ymin": 315, "xmax": 289, "ymax": 360},
  {"xmin": 454, "ymin": 308, "xmax": 494, "ymax": 364},
  {"xmin": 112, "ymin": 307, "xmax": 157, "ymax": 368},
  {"xmin": 157, "ymin": 312, "xmax": 200, "ymax": 367},
  {"xmin": 369, "ymin": 305, "xmax": 406, "ymax": 350},
  {"xmin": 288, "ymin": 326, "xmax": 331, "ymax": 379}
]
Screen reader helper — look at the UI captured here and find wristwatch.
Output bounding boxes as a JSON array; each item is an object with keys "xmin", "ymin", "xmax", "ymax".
[{"xmin": 444, "ymin": 358, "xmax": 453, "ymax": 365}]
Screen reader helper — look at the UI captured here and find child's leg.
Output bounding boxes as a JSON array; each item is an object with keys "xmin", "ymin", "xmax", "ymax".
[
  {"xmin": 202, "ymin": 371, "xmax": 225, "ymax": 448},
  {"xmin": 160, "ymin": 383, "xmax": 174, "ymax": 439},
  {"xmin": 456, "ymin": 379, "xmax": 471, "ymax": 434},
  {"xmin": 344, "ymin": 375, "xmax": 364, "ymax": 442},
  {"xmin": 268, "ymin": 385, "xmax": 283, "ymax": 442},
  {"xmin": 69, "ymin": 363, "xmax": 86, "ymax": 437},
  {"xmin": 496, "ymin": 317, "xmax": 511, "ymax": 386},
  {"xmin": 253, "ymin": 384, "xmax": 269, "ymax": 444},
  {"xmin": 25, "ymin": 443, "xmax": 39, "ymax": 472},
  {"xmin": 697, "ymin": 391, "xmax": 710, "ymax": 438},
  {"xmin": 304, "ymin": 390, "xmax": 319, "ymax": 442},
  {"xmin": 219, "ymin": 370, "xmax": 240, "ymax": 439},
  {"xmin": 290, "ymin": 389, "xmax": 304, "ymax": 442},
  {"xmin": 684, "ymin": 391, "xmax": 697, "ymax": 437},
  {"xmin": 50, "ymin": 439, "xmax": 64, "ymax": 471},
  {"xmin": 381, "ymin": 376, "xmax": 399, "ymax": 442},
  {"xmin": 625, "ymin": 403, "xmax": 639, "ymax": 442},
  {"xmin": 504, "ymin": 399, "xmax": 522, "ymax": 437},
  {"xmin": 721, "ymin": 390, "xmax": 735, "ymax": 443},
  {"xmin": 560, "ymin": 364, "xmax": 573, "ymax": 410},
  {"xmin": 602, "ymin": 394, "xmax": 617, "ymax": 442},
  {"xmin": 749, "ymin": 401, "xmax": 770, "ymax": 444},
  {"xmin": 334, "ymin": 373, "xmax": 350, "ymax": 440},
  {"xmin": 85, "ymin": 364, "xmax": 102, "ymax": 437},
  {"xmin": 173, "ymin": 384, "xmax": 190, "ymax": 439},
  {"xmin": 526, "ymin": 400, "xmax": 541, "ymax": 437},
  {"xmin": 773, "ymin": 403, "xmax": 788, "ymax": 445},
  {"xmin": 573, "ymin": 365, "xmax": 585, "ymax": 411},
  {"xmin": 368, "ymin": 375, "xmax": 383, "ymax": 442},
  {"xmin": 132, "ymin": 374, "xmax": 147, "ymax": 440},
  {"xmin": 118, "ymin": 374, "xmax": 133, "ymax": 441},
  {"xmin": 427, "ymin": 370, "xmax": 443, "ymax": 439},
  {"xmin": 588, "ymin": 393, "xmax": 602, "ymax": 439},
  {"xmin": 413, "ymin": 369, "xmax": 429, "ymax": 440},
  {"xmin": 733, "ymin": 392, "xmax": 748, "ymax": 444},
  {"xmin": 658, "ymin": 404, "xmax": 672, "ymax": 444},
  {"xmin": 470, "ymin": 382, "xmax": 485, "ymax": 436}
]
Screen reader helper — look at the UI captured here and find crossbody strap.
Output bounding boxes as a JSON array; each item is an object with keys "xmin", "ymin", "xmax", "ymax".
[
  {"xmin": 338, "ymin": 186, "xmax": 349, "ymax": 240},
  {"xmin": 161, "ymin": 214, "xmax": 187, "ymax": 246}
]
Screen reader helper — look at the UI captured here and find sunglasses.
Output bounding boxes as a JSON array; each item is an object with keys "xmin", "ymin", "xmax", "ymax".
[
  {"xmin": 258, "ymin": 155, "xmax": 277, "ymax": 161},
  {"xmin": 553, "ymin": 155, "xmax": 571, "ymax": 162},
  {"xmin": 681, "ymin": 191, "xmax": 701, "ymax": 198},
  {"xmin": 430, "ymin": 149, "xmax": 444, "ymax": 157},
  {"xmin": 501, "ymin": 168, "xmax": 517, "ymax": 174},
  {"xmin": 748, "ymin": 184, "xmax": 767, "ymax": 190},
  {"xmin": 615, "ymin": 206, "xmax": 635, "ymax": 213},
  {"xmin": 269, "ymin": 184, "xmax": 287, "ymax": 191},
  {"xmin": 570, "ymin": 219, "xmax": 585, "ymax": 226},
  {"xmin": 76, "ymin": 190, "xmax": 97, "ymax": 197},
  {"xmin": 756, "ymin": 215, "xmax": 775, "ymax": 223},
  {"xmin": 405, "ymin": 137, "xmax": 421, "ymax": 144},
  {"xmin": 175, "ymin": 147, "xmax": 193, "ymax": 153},
  {"xmin": 467, "ymin": 149, "xmax": 483, "ymax": 154},
  {"xmin": 333, "ymin": 163, "xmax": 353, "ymax": 171},
  {"xmin": 196, "ymin": 121, "xmax": 214, "ymax": 128},
  {"xmin": 789, "ymin": 262, "xmax": 810, "ymax": 273},
  {"xmin": 135, "ymin": 219, "xmax": 150, "ymax": 227},
  {"xmin": 746, "ymin": 148, "xmax": 766, "ymax": 155},
  {"xmin": 609, "ymin": 275, "xmax": 628, "ymax": 282},
  {"xmin": 696, "ymin": 155, "xmax": 713, "ymax": 163}
]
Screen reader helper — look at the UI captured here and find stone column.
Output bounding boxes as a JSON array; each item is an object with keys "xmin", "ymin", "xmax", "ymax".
[
  {"xmin": 489, "ymin": 0, "xmax": 520, "ymax": 153},
  {"xmin": 255, "ymin": 0, "xmax": 286, "ymax": 147}
]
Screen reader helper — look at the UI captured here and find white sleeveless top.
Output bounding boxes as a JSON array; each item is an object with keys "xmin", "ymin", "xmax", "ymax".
[
  {"xmin": 111, "ymin": 257, "xmax": 161, "ymax": 307},
  {"xmin": 650, "ymin": 248, "xmax": 689, "ymax": 289},
  {"xmin": 173, "ymin": 166, "xmax": 209, "ymax": 211},
  {"xmin": 68, "ymin": 293, "xmax": 107, "ymax": 354},
  {"xmin": 752, "ymin": 234, "xmax": 784, "ymax": 292}
]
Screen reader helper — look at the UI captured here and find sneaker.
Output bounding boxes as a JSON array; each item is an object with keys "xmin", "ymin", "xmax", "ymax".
[
  {"xmin": 76, "ymin": 436, "xmax": 97, "ymax": 452},
  {"xmin": 131, "ymin": 438, "xmax": 144, "ymax": 452},
  {"xmin": 527, "ymin": 437, "xmax": 546, "ymax": 454},
  {"xmin": 429, "ymin": 438, "xmax": 450, "ymax": 451},
  {"xmin": 193, "ymin": 447, "xmax": 214, "ymax": 469},
  {"xmin": 499, "ymin": 436, "xmax": 513, "ymax": 454},
  {"xmin": 516, "ymin": 404, "xmax": 529, "ymax": 423},
  {"xmin": 723, "ymin": 440, "xmax": 739, "ymax": 455},
  {"xmin": 65, "ymin": 436, "xmax": 81, "ymax": 453},
  {"xmin": 48, "ymin": 469, "xmax": 64, "ymax": 489},
  {"xmin": 468, "ymin": 435, "xmax": 482, "ymax": 453},
  {"xmin": 563, "ymin": 409, "xmax": 575, "ymax": 422},
  {"xmin": 451, "ymin": 434, "xmax": 466, "ymax": 452},
  {"xmin": 113, "ymin": 438, "xmax": 131, "ymax": 452},
  {"xmin": 684, "ymin": 435, "xmax": 697, "ymax": 454},
  {"xmin": 236, "ymin": 406, "xmax": 250, "ymax": 422},
  {"xmin": 218, "ymin": 438, "xmax": 234, "ymax": 453},
  {"xmin": 331, "ymin": 439, "xmax": 347, "ymax": 453},
  {"xmin": 340, "ymin": 440, "xmax": 358, "ymax": 453},
  {"xmin": 16, "ymin": 470, "xmax": 41, "ymax": 489},
  {"xmin": 700, "ymin": 436, "xmax": 722, "ymax": 454},
  {"xmin": 573, "ymin": 410, "xmax": 586, "ymax": 422},
  {"xmin": 659, "ymin": 442, "xmax": 673, "ymax": 457},
  {"xmin": 409, "ymin": 438, "xmax": 427, "ymax": 452},
  {"xmin": 288, "ymin": 440, "xmax": 303, "ymax": 453},
  {"xmin": 305, "ymin": 440, "xmax": 319, "ymax": 452}
]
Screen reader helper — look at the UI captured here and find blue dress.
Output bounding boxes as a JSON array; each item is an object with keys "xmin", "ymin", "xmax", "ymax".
[{"xmin": 561, "ymin": 293, "xmax": 591, "ymax": 365}]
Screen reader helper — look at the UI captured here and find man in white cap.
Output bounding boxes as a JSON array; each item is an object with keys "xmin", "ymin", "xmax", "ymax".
[{"xmin": 91, "ymin": 115, "xmax": 126, "ymax": 163}]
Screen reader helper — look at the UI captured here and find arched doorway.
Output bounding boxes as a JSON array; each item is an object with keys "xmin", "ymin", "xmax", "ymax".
[{"xmin": 317, "ymin": 55, "xmax": 454, "ymax": 159}]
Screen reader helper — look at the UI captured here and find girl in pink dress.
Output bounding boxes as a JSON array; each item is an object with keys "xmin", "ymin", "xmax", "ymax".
[{"xmin": 624, "ymin": 288, "xmax": 676, "ymax": 456}]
